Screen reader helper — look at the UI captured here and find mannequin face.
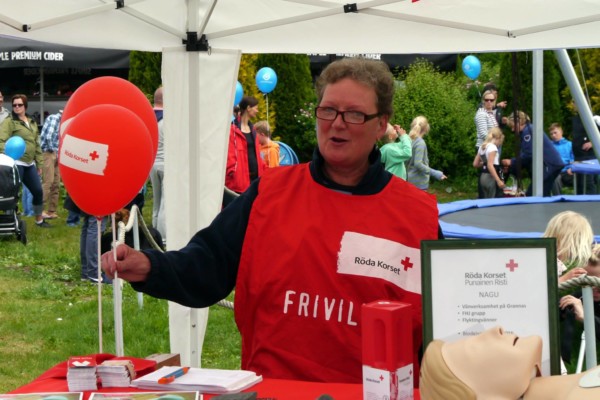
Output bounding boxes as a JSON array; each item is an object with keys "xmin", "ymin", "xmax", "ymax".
[{"xmin": 442, "ymin": 327, "xmax": 542, "ymax": 399}]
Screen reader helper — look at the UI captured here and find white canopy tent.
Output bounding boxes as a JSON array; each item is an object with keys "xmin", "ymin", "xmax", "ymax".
[{"xmin": 2, "ymin": 0, "xmax": 600, "ymax": 366}]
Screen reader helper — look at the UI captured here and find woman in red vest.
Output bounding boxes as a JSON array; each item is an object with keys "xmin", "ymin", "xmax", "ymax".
[{"xmin": 102, "ymin": 58, "xmax": 441, "ymax": 385}]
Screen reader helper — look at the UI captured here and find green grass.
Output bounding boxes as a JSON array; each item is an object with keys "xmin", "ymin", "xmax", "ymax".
[
  {"xmin": 0, "ymin": 195, "xmax": 240, "ymax": 392},
  {"xmin": 0, "ymin": 181, "xmax": 475, "ymax": 392}
]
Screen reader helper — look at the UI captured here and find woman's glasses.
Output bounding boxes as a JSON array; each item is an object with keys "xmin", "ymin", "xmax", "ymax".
[
  {"xmin": 484, "ymin": 98, "xmax": 495, "ymax": 102},
  {"xmin": 12, "ymin": 103, "xmax": 24, "ymax": 107}
]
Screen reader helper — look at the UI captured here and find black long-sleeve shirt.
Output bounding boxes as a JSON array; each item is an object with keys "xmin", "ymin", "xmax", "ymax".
[{"xmin": 133, "ymin": 147, "xmax": 443, "ymax": 307}]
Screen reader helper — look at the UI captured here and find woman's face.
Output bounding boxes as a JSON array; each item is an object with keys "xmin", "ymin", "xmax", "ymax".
[
  {"xmin": 316, "ymin": 78, "xmax": 387, "ymax": 174},
  {"xmin": 483, "ymin": 94, "xmax": 496, "ymax": 111},
  {"xmin": 246, "ymin": 104, "xmax": 258, "ymax": 119},
  {"xmin": 12, "ymin": 98, "xmax": 26, "ymax": 117},
  {"xmin": 442, "ymin": 326, "xmax": 542, "ymax": 399}
]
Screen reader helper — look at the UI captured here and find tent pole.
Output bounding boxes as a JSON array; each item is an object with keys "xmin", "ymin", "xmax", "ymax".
[
  {"xmin": 39, "ymin": 66, "xmax": 45, "ymax": 126},
  {"xmin": 531, "ymin": 51, "xmax": 543, "ymax": 197},
  {"xmin": 554, "ymin": 49, "xmax": 600, "ymax": 161}
]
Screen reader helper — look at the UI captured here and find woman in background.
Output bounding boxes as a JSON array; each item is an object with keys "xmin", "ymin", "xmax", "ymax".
[
  {"xmin": 226, "ymin": 96, "xmax": 266, "ymax": 193},
  {"xmin": 406, "ymin": 115, "xmax": 446, "ymax": 190},
  {"xmin": 0, "ymin": 94, "xmax": 49, "ymax": 227}
]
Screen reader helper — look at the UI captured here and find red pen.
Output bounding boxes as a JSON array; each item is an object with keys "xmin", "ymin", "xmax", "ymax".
[{"xmin": 158, "ymin": 367, "xmax": 190, "ymax": 384}]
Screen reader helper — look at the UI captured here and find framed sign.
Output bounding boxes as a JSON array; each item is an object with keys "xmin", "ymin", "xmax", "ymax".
[{"xmin": 421, "ymin": 238, "xmax": 560, "ymax": 376}]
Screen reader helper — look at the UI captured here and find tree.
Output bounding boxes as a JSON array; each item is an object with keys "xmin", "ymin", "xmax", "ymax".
[
  {"xmin": 128, "ymin": 51, "xmax": 162, "ymax": 100},
  {"xmin": 255, "ymin": 54, "xmax": 316, "ymax": 161},
  {"xmin": 497, "ymin": 51, "xmax": 566, "ymax": 129},
  {"xmin": 394, "ymin": 59, "xmax": 476, "ymax": 179}
]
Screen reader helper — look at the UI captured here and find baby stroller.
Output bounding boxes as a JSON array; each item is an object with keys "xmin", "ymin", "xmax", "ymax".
[{"xmin": 0, "ymin": 153, "xmax": 27, "ymax": 244}]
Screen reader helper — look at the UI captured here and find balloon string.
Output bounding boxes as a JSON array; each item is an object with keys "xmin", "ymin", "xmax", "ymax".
[
  {"xmin": 266, "ymin": 94, "xmax": 270, "ymax": 129},
  {"xmin": 96, "ymin": 217, "xmax": 103, "ymax": 354}
]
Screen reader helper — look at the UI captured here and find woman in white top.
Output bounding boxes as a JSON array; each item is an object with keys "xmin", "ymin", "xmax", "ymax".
[{"xmin": 472, "ymin": 127, "xmax": 504, "ymax": 198}]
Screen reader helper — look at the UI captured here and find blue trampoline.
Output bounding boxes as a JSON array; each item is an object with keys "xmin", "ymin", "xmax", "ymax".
[
  {"xmin": 276, "ymin": 141, "xmax": 299, "ymax": 165},
  {"xmin": 439, "ymin": 195, "xmax": 600, "ymax": 242}
]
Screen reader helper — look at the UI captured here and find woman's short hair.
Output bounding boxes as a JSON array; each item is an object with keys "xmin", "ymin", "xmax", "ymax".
[
  {"xmin": 420, "ymin": 340, "xmax": 476, "ymax": 400},
  {"xmin": 315, "ymin": 57, "xmax": 394, "ymax": 118},
  {"xmin": 507, "ymin": 110, "xmax": 530, "ymax": 129},
  {"xmin": 481, "ymin": 89, "xmax": 496, "ymax": 101},
  {"xmin": 11, "ymin": 94, "xmax": 28, "ymax": 109}
]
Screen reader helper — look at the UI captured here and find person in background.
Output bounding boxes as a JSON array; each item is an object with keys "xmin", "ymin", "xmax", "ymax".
[
  {"xmin": 406, "ymin": 115, "xmax": 447, "ymax": 190},
  {"xmin": 543, "ymin": 210, "xmax": 595, "ymax": 364},
  {"xmin": 502, "ymin": 111, "xmax": 564, "ymax": 197},
  {"xmin": 380, "ymin": 122, "xmax": 411, "ymax": 180},
  {"xmin": 225, "ymin": 96, "xmax": 266, "ymax": 193},
  {"xmin": 64, "ymin": 193, "xmax": 80, "ymax": 227},
  {"xmin": 149, "ymin": 87, "xmax": 166, "ymax": 240},
  {"xmin": 472, "ymin": 127, "xmax": 505, "ymax": 198},
  {"xmin": 0, "ymin": 94, "xmax": 49, "ymax": 227},
  {"xmin": 474, "ymin": 90, "xmax": 500, "ymax": 198},
  {"xmin": 21, "ymin": 185, "xmax": 34, "ymax": 216},
  {"xmin": 474, "ymin": 90, "xmax": 499, "ymax": 153},
  {"xmin": 480, "ymin": 83, "xmax": 507, "ymax": 127},
  {"xmin": 558, "ymin": 243, "xmax": 600, "ymax": 363},
  {"xmin": 255, "ymin": 120, "xmax": 280, "ymax": 168},
  {"xmin": 0, "ymin": 91, "xmax": 9, "ymax": 124},
  {"xmin": 572, "ymin": 114, "xmax": 598, "ymax": 194},
  {"xmin": 80, "ymin": 214, "xmax": 108, "ymax": 283},
  {"xmin": 40, "ymin": 109, "xmax": 62, "ymax": 220},
  {"xmin": 549, "ymin": 122, "xmax": 574, "ymax": 195},
  {"xmin": 101, "ymin": 57, "xmax": 441, "ymax": 386}
]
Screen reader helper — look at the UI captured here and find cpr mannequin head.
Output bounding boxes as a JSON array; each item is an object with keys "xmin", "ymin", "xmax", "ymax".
[{"xmin": 420, "ymin": 327, "xmax": 542, "ymax": 400}]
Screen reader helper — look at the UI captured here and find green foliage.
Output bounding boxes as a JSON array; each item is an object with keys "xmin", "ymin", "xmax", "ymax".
[
  {"xmin": 393, "ymin": 59, "xmax": 476, "ymax": 180},
  {"xmin": 255, "ymin": 54, "xmax": 317, "ymax": 161},
  {"xmin": 562, "ymin": 48, "xmax": 600, "ymax": 120},
  {"xmin": 128, "ymin": 51, "xmax": 162, "ymax": 100},
  {"xmin": 497, "ymin": 51, "xmax": 567, "ymax": 129}
]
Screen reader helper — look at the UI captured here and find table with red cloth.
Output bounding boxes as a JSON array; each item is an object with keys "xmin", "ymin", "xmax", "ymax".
[{"xmin": 10, "ymin": 354, "xmax": 421, "ymax": 400}]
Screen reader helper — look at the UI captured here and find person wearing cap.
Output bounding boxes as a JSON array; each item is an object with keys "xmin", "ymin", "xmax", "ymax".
[{"xmin": 39, "ymin": 109, "xmax": 63, "ymax": 220}]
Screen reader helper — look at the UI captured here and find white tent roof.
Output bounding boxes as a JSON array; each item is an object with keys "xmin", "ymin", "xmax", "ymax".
[
  {"xmin": 1, "ymin": 0, "xmax": 600, "ymax": 53},
  {"xmin": 3, "ymin": 0, "xmax": 600, "ymax": 366}
]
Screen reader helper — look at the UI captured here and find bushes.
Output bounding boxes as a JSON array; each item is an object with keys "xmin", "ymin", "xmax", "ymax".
[{"xmin": 393, "ymin": 60, "xmax": 477, "ymax": 180}]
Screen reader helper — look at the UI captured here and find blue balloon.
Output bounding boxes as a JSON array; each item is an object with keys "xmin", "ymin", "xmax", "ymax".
[
  {"xmin": 256, "ymin": 67, "xmax": 278, "ymax": 94},
  {"xmin": 462, "ymin": 55, "xmax": 481, "ymax": 80},
  {"xmin": 234, "ymin": 81, "xmax": 243, "ymax": 106},
  {"xmin": 4, "ymin": 136, "xmax": 26, "ymax": 160}
]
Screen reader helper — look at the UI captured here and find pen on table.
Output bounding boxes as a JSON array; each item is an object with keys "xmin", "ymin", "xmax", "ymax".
[{"xmin": 158, "ymin": 366, "xmax": 190, "ymax": 384}]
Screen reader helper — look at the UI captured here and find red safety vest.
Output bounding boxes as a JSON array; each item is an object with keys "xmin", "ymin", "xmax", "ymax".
[{"xmin": 235, "ymin": 164, "xmax": 439, "ymax": 384}]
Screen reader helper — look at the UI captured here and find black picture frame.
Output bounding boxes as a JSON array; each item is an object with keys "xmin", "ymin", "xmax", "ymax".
[{"xmin": 421, "ymin": 238, "xmax": 559, "ymax": 376}]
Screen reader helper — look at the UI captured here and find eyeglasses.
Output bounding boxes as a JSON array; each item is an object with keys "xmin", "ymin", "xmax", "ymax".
[
  {"xmin": 12, "ymin": 103, "xmax": 24, "ymax": 107},
  {"xmin": 315, "ymin": 106, "xmax": 380, "ymax": 125},
  {"xmin": 484, "ymin": 99, "xmax": 495, "ymax": 102}
]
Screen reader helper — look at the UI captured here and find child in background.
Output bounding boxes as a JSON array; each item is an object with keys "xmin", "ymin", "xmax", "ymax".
[
  {"xmin": 380, "ymin": 123, "xmax": 411, "ymax": 180},
  {"xmin": 543, "ymin": 210, "xmax": 594, "ymax": 283}
]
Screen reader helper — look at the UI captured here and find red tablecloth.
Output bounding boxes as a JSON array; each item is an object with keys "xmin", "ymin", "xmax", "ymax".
[{"xmin": 10, "ymin": 355, "xmax": 421, "ymax": 400}]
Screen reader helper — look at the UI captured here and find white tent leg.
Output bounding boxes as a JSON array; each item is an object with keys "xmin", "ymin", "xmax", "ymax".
[
  {"xmin": 162, "ymin": 47, "xmax": 242, "ymax": 367},
  {"xmin": 531, "ymin": 50, "xmax": 543, "ymax": 197}
]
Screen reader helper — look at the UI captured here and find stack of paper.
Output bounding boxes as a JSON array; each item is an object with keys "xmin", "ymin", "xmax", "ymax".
[
  {"xmin": 97, "ymin": 359, "xmax": 136, "ymax": 388},
  {"xmin": 131, "ymin": 367, "xmax": 262, "ymax": 394},
  {"xmin": 67, "ymin": 356, "xmax": 98, "ymax": 391}
]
